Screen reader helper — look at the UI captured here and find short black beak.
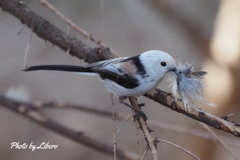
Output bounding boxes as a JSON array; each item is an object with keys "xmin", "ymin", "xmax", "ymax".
[{"xmin": 168, "ymin": 67, "xmax": 177, "ymax": 72}]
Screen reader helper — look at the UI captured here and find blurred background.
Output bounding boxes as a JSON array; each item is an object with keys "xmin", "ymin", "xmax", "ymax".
[{"xmin": 0, "ymin": 0, "xmax": 240, "ymax": 160}]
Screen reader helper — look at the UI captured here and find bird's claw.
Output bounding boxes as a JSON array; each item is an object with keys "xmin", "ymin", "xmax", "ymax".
[{"xmin": 133, "ymin": 110, "xmax": 148, "ymax": 121}]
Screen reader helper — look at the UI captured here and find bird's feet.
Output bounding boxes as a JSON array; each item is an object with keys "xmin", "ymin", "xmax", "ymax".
[
  {"xmin": 133, "ymin": 110, "xmax": 148, "ymax": 121},
  {"xmin": 119, "ymin": 96, "xmax": 147, "ymax": 121}
]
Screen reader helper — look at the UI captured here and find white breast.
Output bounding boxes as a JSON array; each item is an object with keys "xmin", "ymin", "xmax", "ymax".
[{"xmin": 103, "ymin": 77, "xmax": 161, "ymax": 97}]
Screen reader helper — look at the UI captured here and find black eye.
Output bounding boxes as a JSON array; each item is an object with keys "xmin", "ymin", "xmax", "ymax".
[{"xmin": 161, "ymin": 62, "xmax": 167, "ymax": 66}]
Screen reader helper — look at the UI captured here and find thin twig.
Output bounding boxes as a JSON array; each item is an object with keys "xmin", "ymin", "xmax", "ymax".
[
  {"xmin": 17, "ymin": 24, "xmax": 25, "ymax": 35},
  {"xmin": 24, "ymin": 29, "xmax": 34, "ymax": 68},
  {"xmin": 129, "ymin": 97, "xmax": 158, "ymax": 160},
  {"xmin": 134, "ymin": 113, "xmax": 143, "ymax": 157},
  {"xmin": 111, "ymin": 94, "xmax": 117, "ymax": 160},
  {"xmin": 200, "ymin": 123, "xmax": 239, "ymax": 160},
  {"xmin": 122, "ymin": 102, "xmax": 143, "ymax": 156},
  {"xmin": 38, "ymin": 0, "xmax": 119, "ymax": 58},
  {"xmin": 140, "ymin": 148, "xmax": 148, "ymax": 160},
  {"xmin": 155, "ymin": 138, "xmax": 201, "ymax": 160},
  {"xmin": 116, "ymin": 115, "xmax": 133, "ymax": 134}
]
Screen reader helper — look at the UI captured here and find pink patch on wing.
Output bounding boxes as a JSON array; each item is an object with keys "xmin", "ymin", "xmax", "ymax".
[{"xmin": 120, "ymin": 60, "xmax": 137, "ymax": 76}]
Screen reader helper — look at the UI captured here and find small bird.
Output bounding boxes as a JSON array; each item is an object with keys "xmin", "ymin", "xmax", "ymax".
[{"xmin": 24, "ymin": 50, "xmax": 176, "ymax": 101}]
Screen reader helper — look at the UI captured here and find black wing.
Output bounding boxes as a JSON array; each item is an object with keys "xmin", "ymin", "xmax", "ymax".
[
  {"xmin": 94, "ymin": 68, "xmax": 140, "ymax": 89},
  {"xmin": 90, "ymin": 57, "xmax": 141, "ymax": 89}
]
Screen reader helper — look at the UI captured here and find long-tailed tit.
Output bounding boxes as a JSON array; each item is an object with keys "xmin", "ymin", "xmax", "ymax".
[
  {"xmin": 24, "ymin": 50, "xmax": 176, "ymax": 101},
  {"xmin": 24, "ymin": 50, "xmax": 210, "ymax": 110}
]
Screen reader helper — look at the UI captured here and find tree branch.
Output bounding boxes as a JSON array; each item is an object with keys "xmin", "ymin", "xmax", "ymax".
[
  {"xmin": 39, "ymin": 0, "xmax": 119, "ymax": 58},
  {"xmin": 129, "ymin": 97, "xmax": 158, "ymax": 160},
  {"xmin": 0, "ymin": 0, "xmax": 114, "ymax": 63},
  {"xmin": 145, "ymin": 89, "xmax": 240, "ymax": 137},
  {"xmin": 155, "ymin": 138, "xmax": 200, "ymax": 160},
  {"xmin": 0, "ymin": 95, "xmax": 139, "ymax": 160}
]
